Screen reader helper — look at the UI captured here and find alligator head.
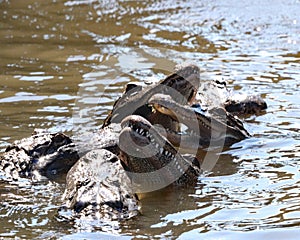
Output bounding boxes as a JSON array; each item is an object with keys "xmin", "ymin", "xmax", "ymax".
[
  {"xmin": 224, "ymin": 94, "xmax": 267, "ymax": 115},
  {"xmin": 148, "ymin": 94, "xmax": 250, "ymax": 149},
  {"xmin": 102, "ymin": 63, "xmax": 200, "ymax": 127},
  {"xmin": 118, "ymin": 115, "xmax": 200, "ymax": 192},
  {"xmin": 0, "ymin": 131, "xmax": 79, "ymax": 180}
]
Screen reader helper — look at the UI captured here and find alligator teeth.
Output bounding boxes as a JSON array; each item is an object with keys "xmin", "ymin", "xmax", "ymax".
[
  {"xmin": 159, "ymin": 147, "xmax": 164, "ymax": 154},
  {"xmin": 163, "ymin": 150, "xmax": 169, "ymax": 157},
  {"xmin": 173, "ymin": 160, "xmax": 184, "ymax": 174},
  {"xmin": 136, "ymin": 128, "xmax": 149, "ymax": 137}
]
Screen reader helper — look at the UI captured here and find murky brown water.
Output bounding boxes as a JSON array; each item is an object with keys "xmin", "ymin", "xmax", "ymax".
[{"xmin": 0, "ymin": 0, "xmax": 300, "ymax": 239}]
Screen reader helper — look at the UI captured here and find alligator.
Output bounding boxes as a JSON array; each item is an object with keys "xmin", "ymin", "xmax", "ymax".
[
  {"xmin": 224, "ymin": 94, "xmax": 267, "ymax": 115},
  {"xmin": 102, "ymin": 63, "xmax": 200, "ymax": 128},
  {"xmin": 148, "ymin": 93, "xmax": 250, "ymax": 149},
  {"xmin": 61, "ymin": 148, "xmax": 139, "ymax": 221},
  {"xmin": 196, "ymin": 79, "xmax": 267, "ymax": 115},
  {"xmin": 0, "ymin": 63, "xmax": 267, "ymax": 221},
  {"xmin": 0, "ymin": 129, "xmax": 79, "ymax": 181}
]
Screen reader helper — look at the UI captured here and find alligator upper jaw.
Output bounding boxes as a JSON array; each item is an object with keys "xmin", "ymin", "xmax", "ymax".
[{"xmin": 160, "ymin": 63, "xmax": 200, "ymax": 104}]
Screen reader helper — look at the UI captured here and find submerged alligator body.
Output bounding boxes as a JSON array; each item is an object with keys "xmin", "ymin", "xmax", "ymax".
[{"xmin": 0, "ymin": 63, "xmax": 267, "ymax": 221}]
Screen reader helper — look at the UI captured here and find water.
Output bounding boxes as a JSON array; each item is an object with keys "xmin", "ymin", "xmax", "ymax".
[{"xmin": 0, "ymin": 0, "xmax": 300, "ymax": 238}]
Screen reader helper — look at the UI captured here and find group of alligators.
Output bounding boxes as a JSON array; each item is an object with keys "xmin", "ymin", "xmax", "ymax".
[{"xmin": 0, "ymin": 63, "xmax": 267, "ymax": 221}]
